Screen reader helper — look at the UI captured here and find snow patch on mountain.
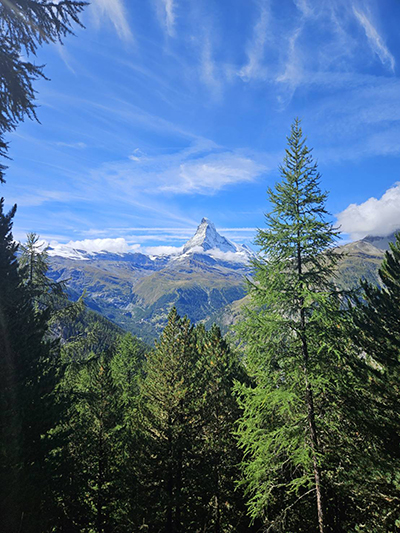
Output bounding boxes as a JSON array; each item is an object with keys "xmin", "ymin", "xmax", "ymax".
[{"xmin": 47, "ymin": 244, "xmax": 91, "ymax": 261}]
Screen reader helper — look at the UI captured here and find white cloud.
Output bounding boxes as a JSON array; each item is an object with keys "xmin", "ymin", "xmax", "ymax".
[
  {"xmin": 63, "ymin": 237, "xmax": 137, "ymax": 254},
  {"xmin": 129, "ymin": 148, "xmax": 147, "ymax": 162},
  {"xmin": 56, "ymin": 43, "xmax": 77, "ymax": 75},
  {"xmin": 336, "ymin": 182, "xmax": 400, "ymax": 240},
  {"xmin": 200, "ymin": 35, "xmax": 221, "ymax": 96},
  {"xmin": 160, "ymin": 153, "xmax": 267, "ymax": 194},
  {"xmin": 90, "ymin": 0, "xmax": 132, "ymax": 41},
  {"xmin": 92, "ymin": 140, "xmax": 270, "ymax": 197},
  {"xmin": 353, "ymin": 7, "xmax": 395, "ymax": 72},
  {"xmin": 208, "ymin": 248, "xmax": 251, "ymax": 264},
  {"xmin": 239, "ymin": 2, "xmax": 270, "ymax": 82},
  {"xmin": 163, "ymin": 0, "xmax": 176, "ymax": 36},
  {"xmin": 55, "ymin": 141, "xmax": 87, "ymax": 149},
  {"xmin": 154, "ymin": 0, "xmax": 176, "ymax": 36},
  {"xmin": 146, "ymin": 245, "xmax": 182, "ymax": 256},
  {"xmin": 8, "ymin": 189, "xmax": 75, "ymax": 208},
  {"xmin": 293, "ymin": 0, "xmax": 314, "ymax": 18},
  {"xmin": 276, "ymin": 25, "xmax": 304, "ymax": 102}
]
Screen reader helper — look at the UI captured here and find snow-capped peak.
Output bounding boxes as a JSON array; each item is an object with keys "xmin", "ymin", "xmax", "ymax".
[{"xmin": 183, "ymin": 218, "xmax": 238, "ymax": 254}]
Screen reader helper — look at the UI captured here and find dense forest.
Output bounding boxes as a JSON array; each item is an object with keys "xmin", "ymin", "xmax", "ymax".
[{"xmin": 1, "ymin": 2, "xmax": 400, "ymax": 532}]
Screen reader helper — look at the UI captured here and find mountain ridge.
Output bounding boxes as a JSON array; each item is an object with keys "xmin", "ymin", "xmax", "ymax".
[
  {"xmin": 47, "ymin": 218, "xmax": 255, "ymax": 267},
  {"xmin": 47, "ymin": 220, "xmax": 397, "ymax": 342}
]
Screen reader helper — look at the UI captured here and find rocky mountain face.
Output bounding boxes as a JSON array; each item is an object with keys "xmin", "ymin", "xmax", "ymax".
[
  {"xmin": 48, "ymin": 221, "xmax": 398, "ymax": 343},
  {"xmin": 48, "ymin": 219, "xmax": 255, "ymax": 343}
]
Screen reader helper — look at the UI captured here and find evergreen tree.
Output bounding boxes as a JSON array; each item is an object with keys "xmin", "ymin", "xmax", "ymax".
[
  {"xmin": 19, "ymin": 232, "xmax": 69, "ymax": 316},
  {"xmin": 139, "ymin": 308, "xmax": 203, "ymax": 532},
  {"xmin": 235, "ymin": 120, "xmax": 362, "ymax": 532},
  {"xmin": 49, "ymin": 351, "xmax": 127, "ymax": 532},
  {"xmin": 0, "ymin": 199, "xmax": 57, "ymax": 531},
  {"xmin": 351, "ymin": 233, "xmax": 400, "ymax": 530},
  {"xmin": 196, "ymin": 323, "xmax": 254, "ymax": 532},
  {"xmin": 0, "ymin": 0, "xmax": 87, "ymax": 182},
  {"xmin": 109, "ymin": 333, "xmax": 147, "ymax": 529}
]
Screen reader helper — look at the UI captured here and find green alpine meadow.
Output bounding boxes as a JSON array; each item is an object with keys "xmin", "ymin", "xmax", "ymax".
[{"xmin": 1, "ymin": 1, "xmax": 400, "ymax": 532}]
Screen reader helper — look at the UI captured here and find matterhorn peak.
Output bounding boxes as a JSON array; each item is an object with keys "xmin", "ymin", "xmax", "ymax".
[{"xmin": 183, "ymin": 218, "xmax": 238, "ymax": 254}]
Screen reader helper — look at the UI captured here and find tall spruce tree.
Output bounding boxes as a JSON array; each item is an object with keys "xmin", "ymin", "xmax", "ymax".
[
  {"xmin": 196, "ymin": 324, "xmax": 254, "ymax": 532},
  {"xmin": 235, "ymin": 120, "xmax": 359, "ymax": 532},
  {"xmin": 351, "ymin": 233, "xmax": 400, "ymax": 529},
  {"xmin": 139, "ymin": 308, "xmax": 203, "ymax": 532},
  {"xmin": 0, "ymin": 199, "xmax": 57, "ymax": 531}
]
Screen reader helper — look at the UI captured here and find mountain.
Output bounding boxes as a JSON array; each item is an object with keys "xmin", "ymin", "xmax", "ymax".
[
  {"xmin": 361, "ymin": 230, "xmax": 399, "ymax": 251},
  {"xmin": 202, "ymin": 232, "xmax": 399, "ymax": 336},
  {"xmin": 48, "ymin": 221, "xmax": 397, "ymax": 343},
  {"xmin": 48, "ymin": 219, "xmax": 255, "ymax": 343}
]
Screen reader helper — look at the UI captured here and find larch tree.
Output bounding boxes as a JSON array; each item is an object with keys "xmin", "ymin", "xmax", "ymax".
[
  {"xmin": 236, "ymin": 119, "xmax": 362, "ymax": 532},
  {"xmin": 19, "ymin": 232, "xmax": 69, "ymax": 315}
]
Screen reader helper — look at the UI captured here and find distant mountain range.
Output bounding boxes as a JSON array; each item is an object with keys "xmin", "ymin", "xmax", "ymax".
[
  {"xmin": 47, "ymin": 220, "xmax": 398, "ymax": 343},
  {"xmin": 48, "ymin": 219, "xmax": 255, "ymax": 342}
]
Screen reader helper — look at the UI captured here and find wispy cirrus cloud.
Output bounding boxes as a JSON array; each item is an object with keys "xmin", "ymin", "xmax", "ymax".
[
  {"xmin": 293, "ymin": 0, "xmax": 314, "ymax": 18},
  {"xmin": 353, "ymin": 7, "xmax": 395, "ymax": 72},
  {"xmin": 159, "ymin": 0, "xmax": 176, "ymax": 36},
  {"xmin": 239, "ymin": 1, "xmax": 270, "ymax": 82},
  {"xmin": 90, "ymin": 0, "xmax": 132, "ymax": 41},
  {"xmin": 54, "ymin": 141, "xmax": 87, "ymax": 149},
  {"xmin": 234, "ymin": 0, "xmax": 395, "ymax": 107},
  {"xmin": 199, "ymin": 34, "xmax": 222, "ymax": 97},
  {"xmin": 91, "ymin": 140, "xmax": 270, "ymax": 197}
]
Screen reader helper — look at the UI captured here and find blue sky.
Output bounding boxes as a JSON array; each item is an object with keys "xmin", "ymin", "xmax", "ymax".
[{"xmin": 4, "ymin": 0, "xmax": 400, "ymax": 253}]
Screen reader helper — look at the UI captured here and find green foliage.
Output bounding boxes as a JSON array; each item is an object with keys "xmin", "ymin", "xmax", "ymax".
[
  {"xmin": 195, "ymin": 323, "xmax": 254, "ymax": 532},
  {"xmin": 0, "ymin": 0, "xmax": 87, "ymax": 182},
  {"xmin": 44, "ymin": 328, "xmax": 147, "ymax": 531},
  {"xmin": 351, "ymin": 232, "xmax": 400, "ymax": 530},
  {"xmin": 138, "ymin": 308, "xmax": 252, "ymax": 532},
  {"xmin": 19, "ymin": 232, "xmax": 82, "ymax": 325},
  {"xmin": 48, "ymin": 353, "xmax": 127, "ymax": 531},
  {"xmin": 138, "ymin": 308, "xmax": 203, "ymax": 530},
  {"xmin": 0, "ymin": 199, "xmax": 58, "ymax": 531},
  {"xmin": 235, "ymin": 120, "xmax": 367, "ymax": 532}
]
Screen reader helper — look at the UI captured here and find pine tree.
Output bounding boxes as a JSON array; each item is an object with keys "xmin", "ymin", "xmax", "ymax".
[
  {"xmin": 351, "ymin": 233, "xmax": 400, "ymax": 530},
  {"xmin": 196, "ymin": 324, "xmax": 254, "ymax": 532},
  {"xmin": 139, "ymin": 308, "xmax": 203, "ymax": 532},
  {"xmin": 0, "ymin": 199, "xmax": 57, "ymax": 531},
  {"xmin": 0, "ymin": 0, "xmax": 86, "ymax": 182},
  {"xmin": 235, "ymin": 120, "xmax": 360, "ymax": 532},
  {"xmin": 109, "ymin": 333, "xmax": 147, "ymax": 529},
  {"xmin": 19, "ymin": 232, "xmax": 69, "ymax": 315},
  {"xmin": 49, "ymin": 351, "xmax": 127, "ymax": 532}
]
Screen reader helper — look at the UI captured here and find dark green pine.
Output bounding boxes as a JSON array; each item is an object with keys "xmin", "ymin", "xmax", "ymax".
[
  {"xmin": 138, "ymin": 307, "xmax": 202, "ymax": 532},
  {"xmin": 195, "ymin": 323, "xmax": 255, "ymax": 532},
  {"xmin": 0, "ymin": 199, "xmax": 57, "ymax": 532},
  {"xmin": 350, "ymin": 233, "xmax": 400, "ymax": 530}
]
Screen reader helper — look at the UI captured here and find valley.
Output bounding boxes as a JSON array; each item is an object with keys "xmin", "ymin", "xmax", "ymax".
[{"xmin": 48, "ymin": 218, "xmax": 393, "ymax": 342}]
